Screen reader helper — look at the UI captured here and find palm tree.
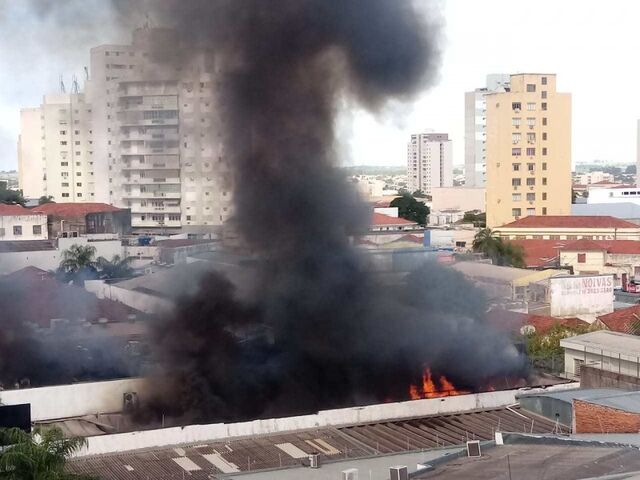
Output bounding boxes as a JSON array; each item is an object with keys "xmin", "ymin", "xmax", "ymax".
[
  {"xmin": 57, "ymin": 244, "xmax": 98, "ymax": 285},
  {"xmin": 0, "ymin": 427, "xmax": 95, "ymax": 479},
  {"xmin": 96, "ymin": 255, "xmax": 133, "ymax": 279},
  {"xmin": 472, "ymin": 228, "xmax": 525, "ymax": 268}
]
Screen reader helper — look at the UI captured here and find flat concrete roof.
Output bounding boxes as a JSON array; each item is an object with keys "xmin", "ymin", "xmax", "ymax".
[
  {"xmin": 520, "ymin": 388, "xmax": 640, "ymax": 414},
  {"xmin": 560, "ymin": 330, "xmax": 640, "ymax": 358}
]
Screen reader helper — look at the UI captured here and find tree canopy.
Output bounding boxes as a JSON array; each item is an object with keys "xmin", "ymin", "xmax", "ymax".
[
  {"xmin": 472, "ymin": 228, "xmax": 525, "ymax": 268},
  {"xmin": 0, "ymin": 184, "xmax": 25, "ymax": 206},
  {"xmin": 0, "ymin": 427, "xmax": 94, "ymax": 479},
  {"xmin": 96, "ymin": 255, "xmax": 133, "ymax": 279},
  {"xmin": 390, "ymin": 193, "xmax": 430, "ymax": 225},
  {"xmin": 56, "ymin": 245, "xmax": 98, "ymax": 286},
  {"xmin": 38, "ymin": 196, "xmax": 54, "ymax": 206}
]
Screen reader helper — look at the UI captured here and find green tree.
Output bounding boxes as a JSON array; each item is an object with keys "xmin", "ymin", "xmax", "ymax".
[
  {"xmin": 472, "ymin": 228, "xmax": 525, "ymax": 268},
  {"xmin": 0, "ymin": 427, "xmax": 94, "ymax": 479},
  {"xmin": 462, "ymin": 210, "xmax": 486, "ymax": 227},
  {"xmin": 57, "ymin": 245, "xmax": 98, "ymax": 286},
  {"xmin": 390, "ymin": 193, "xmax": 430, "ymax": 225},
  {"xmin": 38, "ymin": 196, "xmax": 54, "ymax": 206},
  {"xmin": 96, "ymin": 255, "xmax": 133, "ymax": 279},
  {"xmin": 412, "ymin": 189, "xmax": 426, "ymax": 198},
  {"xmin": 0, "ymin": 184, "xmax": 25, "ymax": 206}
]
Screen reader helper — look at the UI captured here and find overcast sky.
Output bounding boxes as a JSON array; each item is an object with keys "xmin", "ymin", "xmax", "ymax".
[{"xmin": 1, "ymin": 0, "xmax": 639, "ymax": 171}]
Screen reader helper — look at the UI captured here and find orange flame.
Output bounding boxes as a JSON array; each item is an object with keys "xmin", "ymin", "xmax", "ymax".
[{"xmin": 409, "ymin": 368, "xmax": 470, "ymax": 399}]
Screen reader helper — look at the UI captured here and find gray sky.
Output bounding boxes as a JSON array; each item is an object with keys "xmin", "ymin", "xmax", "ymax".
[{"xmin": 1, "ymin": 0, "xmax": 639, "ymax": 171}]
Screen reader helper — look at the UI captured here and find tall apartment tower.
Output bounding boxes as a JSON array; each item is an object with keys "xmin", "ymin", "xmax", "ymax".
[
  {"xmin": 464, "ymin": 74, "xmax": 510, "ymax": 188},
  {"xmin": 407, "ymin": 132, "xmax": 453, "ymax": 195},
  {"xmin": 485, "ymin": 74, "xmax": 571, "ymax": 228},
  {"xmin": 18, "ymin": 93, "xmax": 94, "ymax": 201},
  {"xmin": 86, "ymin": 27, "xmax": 231, "ymax": 233}
]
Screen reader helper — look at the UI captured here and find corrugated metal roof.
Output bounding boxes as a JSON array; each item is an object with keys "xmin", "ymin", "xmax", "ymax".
[{"xmin": 560, "ymin": 330, "xmax": 640, "ymax": 358}]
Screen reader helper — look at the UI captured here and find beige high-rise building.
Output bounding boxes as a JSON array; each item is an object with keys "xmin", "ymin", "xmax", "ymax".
[
  {"xmin": 485, "ymin": 74, "xmax": 571, "ymax": 228},
  {"xmin": 18, "ymin": 93, "xmax": 94, "ymax": 202}
]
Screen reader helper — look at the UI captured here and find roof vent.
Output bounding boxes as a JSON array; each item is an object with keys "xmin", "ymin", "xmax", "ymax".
[
  {"xmin": 466, "ymin": 440, "xmax": 482, "ymax": 457},
  {"xmin": 390, "ymin": 466, "xmax": 408, "ymax": 480},
  {"xmin": 342, "ymin": 469, "xmax": 358, "ymax": 480},
  {"xmin": 308, "ymin": 453, "xmax": 319, "ymax": 469}
]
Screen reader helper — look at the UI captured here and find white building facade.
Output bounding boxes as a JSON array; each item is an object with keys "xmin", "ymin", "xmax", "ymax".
[
  {"xmin": 0, "ymin": 207, "xmax": 48, "ymax": 241},
  {"xmin": 18, "ymin": 93, "xmax": 94, "ymax": 202},
  {"xmin": 464, "ymin": 74, "xmax": 510, "ymax": 187},
  {"xmin": 407, "ymin": 132, "xmax": 453, "ymax": 195},
  {"xmin": 588, "ymin": 186, "xmax": 640, "ymax": 205}
]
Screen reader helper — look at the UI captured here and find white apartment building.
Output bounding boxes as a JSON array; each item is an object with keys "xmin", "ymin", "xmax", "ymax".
[
  {"xmin": 406, "ymin": 132, "xmax": 453, "ymax": 195},
  {"xmin": 18, "ymin": 93, "xmax": 94, "ymax": 201},
  {"xmin": 464, "ymin": 74, "xmax": 510, "ymax": 187},
  {"xmin": 576, "ymin": 171, "xmax": 614, "ymax": 185}
]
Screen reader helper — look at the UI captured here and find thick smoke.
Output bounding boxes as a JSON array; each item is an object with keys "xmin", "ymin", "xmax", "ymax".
[{"xmin": 129, "ymin": 0, "xmax": 528, "ymax": 423}]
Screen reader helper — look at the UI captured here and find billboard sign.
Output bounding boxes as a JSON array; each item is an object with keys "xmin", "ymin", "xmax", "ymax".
[{"xmin": 550, "ymin": 275, "xmax": 614, "ymax": 317}]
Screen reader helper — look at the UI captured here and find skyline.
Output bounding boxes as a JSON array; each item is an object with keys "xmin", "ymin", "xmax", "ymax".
[{"xmin": 2, "ymin": 0, "xmax": 640, "ymax": 171}]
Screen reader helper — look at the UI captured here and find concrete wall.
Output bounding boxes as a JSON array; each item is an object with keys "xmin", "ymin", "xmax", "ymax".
[
  {"xmin": 73, "ymin": 388, "xmax": 569, "ymax": 457},
  {"xmin": 563, "ymin": 346, "xmax": 640, "ymax": 380},
  {"xmin": 580, "ymin": 365, "xmax": 640, "ymax": 391},
  {"xmin": 85, "ymin": 280, "xmax": 173, "ymax": 314},
  {"xmin": 0, "ymin": 378, "xmax": 146, "ymax": 422},
  {"xmin": 431, "ymin": 187, "xmax": 485, "ymax": 213},
  {"xmin": 573, "ymin": 398, "xmax": 640, "ymax": 433},
  {"xmin": 0, "ymin": 214, "xmax": 48, "ymax": 240}
]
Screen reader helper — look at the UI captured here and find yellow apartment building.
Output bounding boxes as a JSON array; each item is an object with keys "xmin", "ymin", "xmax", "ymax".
[{"xmin": 486, "ymin": 74, "xmax": 571, "ymax": 228}]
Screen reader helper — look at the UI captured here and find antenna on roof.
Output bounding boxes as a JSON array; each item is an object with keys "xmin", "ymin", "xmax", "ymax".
[
  {"xmin": 71, "ymin": 75, "xmax": 80, "ymax": 94},
  {"xmin": 59, "ymin": 75, "xmax": 66, "ymax": 93},
  {"xmin": 84, "ymin": 66, "xmax": 89, "ymax": 81}
]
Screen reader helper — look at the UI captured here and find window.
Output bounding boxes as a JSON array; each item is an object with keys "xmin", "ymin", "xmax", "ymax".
[
  {"xmin": 13, "ymin": 226, "xmax": 22, "ymax": 236},
  {"xmin": 542, "ymin": 207, "xmax": 547, "ymax": 215},
  {"xmin": 527, "ymin": 163, "xmax": 535, "ymax": 171},
  {"xmin": 542, "ymin": 147, "xmax": 548, "ymax": 155},
  {"xmin": 542, "ymin": 177, "xmax": 548, "ymax": 185},
  {"xmin": 541, "ymin": 91, "xmax": 547, "ymax": 99},
  {"xmin": 527, "ymin": 132, "xmax": 536, "ymax": 142},
  {"xmin": 512, "ymin": 102, "xmax": 521, "ymax": 111},
  {"xmin": 76, "ymin": 182, "xmax": 82, "ymax": 187},
  {"xmin": 527, "ymin": 178, "xmax": 536, "ymax": 186},
  {"xmin": 541, "ymin": 103, "xmax": 547, "ymax": 110},
  {"xmin": 77, "ymin": 193, "xmax": 82, "ymax": 197},
  {"xmin": 527, "ymin": 208, "xmax": 535, "ymax": 215},
  {"xmin": 527, "ymin": 117, "xmax": 535, "ymax": 127},
  {"xmin": 527, "ymin": 102, "xmax": 536, "ymax": 111},
  {"xmin": 512, "ymin": 148, "xmax": 522, "ymax": 156},
  {"xmin": 542, "ymin": 132, "xmax": 547, "ymax": 140},
  {"xmin": 33, "ymin": 225, "xmax": 42, "ymax": 235},
  {"xmin": 76, "ymin": 172, "xmax": 81, "ymax": 176},
  {"xmin": 186, "ymin": 215, "xmax": 192, "ymax": 221},
  {"xmin": 526, "ymin": 147, "xmax": 536, "ymax": 156},
  {"xmin": 512, "ymin": 193, "xmax": 521, "ymax": 201},
  {"xmin": 512, "ymin": 208, "xmax": 522, "ymax": 217},
  {"xmin": 512, "ymin": 133, "xmax": 521, "ymax": 143},
  {"xmin": 62, "ymin": 193, "xmax": 69, "ymax": 198},
  {"xmin": 512, "ymin": 117, "xmax": 521, "ymax": 127},
  {"xmin": 542, "ymin": 117, "xmax": 548, "ymax": 126},
  {"xmin": 526, "ymin": 84, "xmax": 536, "ymax": 92},
  {"xmin": 541, "ymin": 76, "xmax": 548, "ymax": 85},
  {"xmin": 542, "ymin": 192, "xmax": 547, "ymax": 200},
  {"xmin": 60, "ymin": 141, "xmax": 67, "ymax": 145},
  {"xmin": 527, "ymin": 193, "xmax": 535, "ymax": 201},
  {"xmin": 61, "ymin": 162, "xmax": 68, "ymax": 166},
  {"xmin": 0, "ymin": 228, "xmax": 4, "ymax": 237},
  {"xmin": 512, "ymin": 178, "xmax": 522, "ymax": 186},
  {"xmin": 61, "ymin": 182, "xmax": 69, "ymax": 187},
  {"xmin": 577, "ymin": 253, "xmax": 586, "ymax": 263},
  {"xmin": 512, "ymin": 163, "xmax": 521, "ymax": 171},
  {"xmin": 60, "ymin": 130, "xmax": 66, "ymax": 135}
]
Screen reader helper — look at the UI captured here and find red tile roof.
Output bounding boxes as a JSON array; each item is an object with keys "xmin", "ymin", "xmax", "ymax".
[
  {"xmin": 372, "ymin": 212, "xmax": 417, "ymax": 226},
  {"xmin": 597, "ymin": 305, "xmax": 640, "ymax": 334},
  {"xmin": 32, "ymin": 202, "xmax": 122, "ymax": 216},
  {"xmin": 560, "ymin": 239, "xmax": 608, "ymax": 252},
  {"xmin": 487, "ymin": 309, "xmax": 588, "ymax": 335},
  {"xmin": 507, "ymin": 239, "xmax": 566, "ymax": 268},
  {"xmin": 499, "ymin": 216, "xmax": 638, "ymax": 229},
  {"xmin": 0, "ymin": 204, "xmax": 37, "ymax": 216}
]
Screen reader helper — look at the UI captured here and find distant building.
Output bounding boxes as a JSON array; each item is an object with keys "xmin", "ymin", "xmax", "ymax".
[
  {"xmin": 0, "ymin": 204, "xmax": 48, "ymax": 241},
  {"xmin": 588, "ymin": 185, "xmax": 640, "ymax": 205},
  {"xmin": 430, "ymin": 186, "xmax": 485, "ymax": 213},
  {"xmin": 494, "ymin": 216, "xmax": 640, "ymax": 241},
  {"xmin": 407, "ymin": 132, "xmax": 453, "ymax": 195},
  {"xmin": 464, "ymin": 74, "xmax": 510, "ymax": 187},
  {"xmin": 32, "ymin": 202, "xmax": 131, "ymax": 239},
  {"xmin": 18, "ymin": 93, "xmax": 94, "ymax": 201},
  {"xmin": 572, "ymin": 203, "xmax": 640, "ymax": 225},
  {"xmin": 575, "ymin": 171, "xmax": 615, "ymax": 185},
  {"xmin": 485, "ymin": 74, "xmax": 572, "ymax": 228}
]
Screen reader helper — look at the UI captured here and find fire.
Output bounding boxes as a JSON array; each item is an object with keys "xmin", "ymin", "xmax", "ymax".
[{"xmin": 409, "ymin": 368, "xmax": 470, "ymax": 400}]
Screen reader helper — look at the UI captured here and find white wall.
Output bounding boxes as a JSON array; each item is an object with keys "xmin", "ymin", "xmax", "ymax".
[
  {"xmin": 85, "ymin": 280, "xmax": 173, "ymax": 314},
  {"xmin": 0, "ymin": 214, "xmax": 48, "ymax": 240},
  {"xmin": 0, "ymin": 378, "xmax": 146, "ymax": 422}
]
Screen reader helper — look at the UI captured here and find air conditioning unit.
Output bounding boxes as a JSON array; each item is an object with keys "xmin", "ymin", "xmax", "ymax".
[
  {"xmin": 514, "ymin": 108, "xmax": 521, "ymax": 113},
  {"xmin": 342, "ymin": 468, "xmax": 358, "ymax": 480},
  {"xmin": 390, "ymin": 466, "xmax": 409, "ymax": 480},
  {"xmin": 309, "ymin": 453, "xmax": 319, "ymax": 469},
  {"xmin": 123, "ymin": 392, "xmax": 139, "ymax": 412}
]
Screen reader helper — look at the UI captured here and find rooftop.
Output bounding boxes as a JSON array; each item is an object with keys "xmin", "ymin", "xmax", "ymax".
[
  {"xmin": 0, "ymin": 203, "xmax": 39, "ymax": 216},
  {"xmin": 67, "ymin": 407, "xmax": 559, "ymax": 479},
  {"xmin": 597, "ymin": 304, "xmax": 640, "ymax": 334},
  {"xmin": 498, "ymin": 215, "xmax": 639, "ymax": 229},
  {"xmin": 153, "ymin": 239, "xmax": 217, "ymax": 248},
  {"xmin": 572, "ymin": 202, "xmax": 640, "ymax": 220},
  {"xmin": 450, "ymin": 261, "xmax": 561, "ymax": 285},
  {"xmin": 487, "ymin": 309, "xmax": 587, "ymax": 335},
  {"xmin": 371, "ymin": 212, "xmax": 417, "ymax": 226},
  {"xmin": 520, "ymin": 388, "xmax": 640, "ymax": 414},
  {"xmin": 32, "ymin": 202, "xmax": 123, "ymax": 216},
  {"xmin": 560, "ymin": 330, "xmax": 640, "ymax": 358}
]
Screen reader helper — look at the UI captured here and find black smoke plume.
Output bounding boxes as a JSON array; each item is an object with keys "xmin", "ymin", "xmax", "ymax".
[{"xmin": 130, "ymin": 0, "xmax": 527, "ymax": 423}]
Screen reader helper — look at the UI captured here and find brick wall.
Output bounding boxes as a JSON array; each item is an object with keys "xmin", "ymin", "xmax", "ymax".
[
  {"xmin": 581, "ymin": 365, "xmax": 640, "ymax": 391},
  {"xmin": 574, "ymin": 399, "xmax": 640, "ymax": 433}
]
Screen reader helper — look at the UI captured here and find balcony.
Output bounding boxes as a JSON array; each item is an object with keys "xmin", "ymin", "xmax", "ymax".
[
  {"xmin": 120, "ymin": 146, "xmax": 179, "ymax": 156},
  {"xmin": 132, "ymin": 218, "xmax": 182, "ymax": 228},
  {"xmin": 122, "ymin": 160, "xmax": 180, "ymax": 170},
  {"xmin": 131, "ymin": 205, "xmax": 181, "ymax": 214},
  {"xmin": 122, "ymin": 176, "xmax": 181, "ymax": 185},
  {"xmin": 122, "ymin": 191, "xmax": 181, "ymax": 199}
]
